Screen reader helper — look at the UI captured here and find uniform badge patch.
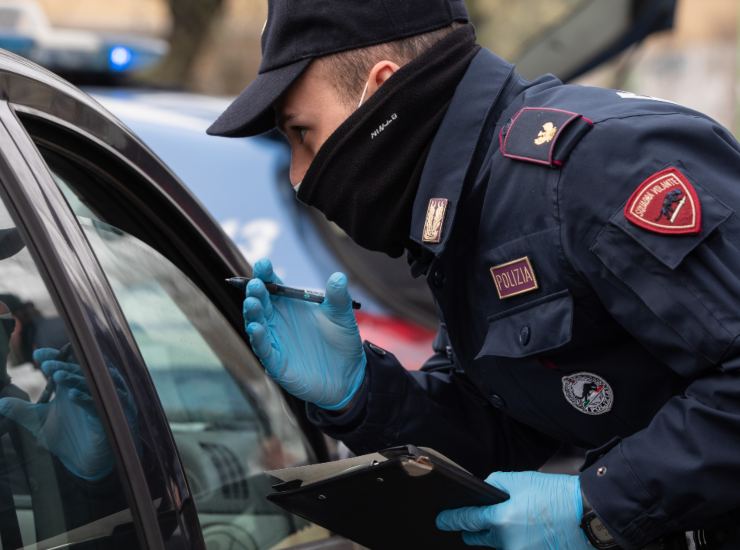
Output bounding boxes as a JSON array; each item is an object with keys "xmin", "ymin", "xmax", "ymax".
[
  {"xmin": 422, "ymin": 198, "xmax": 448, "ymax": 244},
  {"xmin": 624, "ymin": 167, "xmax": 702, "ymax": 235},
  {"xmin": 562, "ymin": 372, "xmax": 613, "ymax": 416},
  {"xmin": 490, "ymin": 257, "xmax": 538, "ymax": 299}
]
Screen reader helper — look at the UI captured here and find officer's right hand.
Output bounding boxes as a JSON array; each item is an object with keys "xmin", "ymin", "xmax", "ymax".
[{"xmin": 243, "ymin": 258, "xmax": 366, "ymax": 411}]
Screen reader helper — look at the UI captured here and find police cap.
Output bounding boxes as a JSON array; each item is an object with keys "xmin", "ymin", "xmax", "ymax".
[{"xmin": 207, "ymin": 0, "xmax": 469, "ymax": 137}]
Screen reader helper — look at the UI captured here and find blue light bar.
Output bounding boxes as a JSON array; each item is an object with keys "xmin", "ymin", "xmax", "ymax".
[
  {"xmin": 0, "ymin": 31, "xmax": 166, "ymax": 77},
  {"xmin": 108, "ymin": 46, "xmax": 133, "ymax": 72},
  {"xmin": 0, "ymin": 3, "xmax": 167, "ymax": 78},
  {"xmin": 103, "ymin": 38, "xmax": 167, "ymax": 74}
]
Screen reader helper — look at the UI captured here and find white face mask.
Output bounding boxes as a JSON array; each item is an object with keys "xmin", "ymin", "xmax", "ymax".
[{"xmin": 357, "ymin": 80, "xmax": 370, "ymax": 108}]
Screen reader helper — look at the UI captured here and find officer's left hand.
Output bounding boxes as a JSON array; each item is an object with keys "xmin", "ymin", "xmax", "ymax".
[
  {"xmin": 0, "ymin": 348, "xmax": 137, "ymax": 481},
  {"xmin": 436, "ymin": 471, "xmax": 592, "ymax": 550}
]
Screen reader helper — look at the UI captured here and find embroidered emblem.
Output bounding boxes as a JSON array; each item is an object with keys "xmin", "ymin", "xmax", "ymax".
[
  {"xmin": 624, "ymin": 167, "xmax": 701, "ymax": 235},
  {"xmin": 534, "ymin": 122, "xmax": 557, "ymax": 145},
  {"xmin": 562, "ymin": 372, "xmax": 614, "ymax": 416},
  {"xmin": 422, "ymin": 198, "xmax": 448, "ymax": 243},
  {"xmin": 490, "ymin": 257, "xmax": 538, "ymax": 299}
]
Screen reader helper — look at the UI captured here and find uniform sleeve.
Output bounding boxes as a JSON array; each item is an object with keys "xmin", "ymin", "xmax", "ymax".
[
  {"xmin": 561, "ymin": 112, "xmax": 740, "ymax": 548},
  {"xmin": 307, "ymin": 339, "xmax": 559, "ymax": 478}
]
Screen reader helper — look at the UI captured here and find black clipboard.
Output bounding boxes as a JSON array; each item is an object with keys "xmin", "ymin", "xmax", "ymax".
[{"xmin": 267, "ymin": 445, "xmax": 508, "ymax": 549}]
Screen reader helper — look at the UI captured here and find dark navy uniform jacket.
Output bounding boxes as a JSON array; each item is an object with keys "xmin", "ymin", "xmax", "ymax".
[{"xmin": 309, "ymin": 48, "xmax": 740, "ymax": 549}]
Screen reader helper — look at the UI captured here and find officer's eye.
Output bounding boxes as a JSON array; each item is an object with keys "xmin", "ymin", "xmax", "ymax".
[{"xmin": 291, "ymin": 126, "xmax": 308, "ymax": 144}]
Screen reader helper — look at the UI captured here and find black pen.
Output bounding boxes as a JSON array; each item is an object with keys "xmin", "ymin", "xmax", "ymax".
[
  {"xmin": 226, "ymin": 277, "xmax": 362, "ymax": 310},
  {"xmin": 38, "ymin": 342, "xmax": 74, "ymax": 404}
]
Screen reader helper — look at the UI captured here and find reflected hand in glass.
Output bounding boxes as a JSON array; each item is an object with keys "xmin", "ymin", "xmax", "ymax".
[{"xmin": 0, "ymin": 346, "xmax": 137, "ymax": 481}]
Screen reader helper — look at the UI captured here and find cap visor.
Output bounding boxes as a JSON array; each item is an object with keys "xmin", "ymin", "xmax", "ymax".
[{"xmin": 207, "ymin": 58, "xmax": 311, "ymax": 137}]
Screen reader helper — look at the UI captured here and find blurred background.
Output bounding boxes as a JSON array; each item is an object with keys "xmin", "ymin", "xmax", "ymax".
[{"xmin": 34, "ymin": 0, "xmax": 740, "ymax": 131}]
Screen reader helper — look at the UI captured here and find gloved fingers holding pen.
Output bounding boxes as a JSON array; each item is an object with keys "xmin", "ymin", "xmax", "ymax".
[{"xmin": 243, "ymin": 257, "xmax": 366, "ymax": 410}]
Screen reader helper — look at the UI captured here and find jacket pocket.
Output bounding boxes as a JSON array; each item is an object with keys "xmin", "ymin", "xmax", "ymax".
[{"xmin": 476, "ymin": 290, "xmax": 573, "ymax": 359}]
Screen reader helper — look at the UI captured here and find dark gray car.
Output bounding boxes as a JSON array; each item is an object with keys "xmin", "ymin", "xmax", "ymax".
[{"xmin": 0, "ymin": 49, "xmax": 348, "ymax": 550}]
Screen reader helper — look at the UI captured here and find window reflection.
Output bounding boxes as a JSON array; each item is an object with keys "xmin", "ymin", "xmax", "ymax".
[
  {"xmin": 48, "ymin": 159, "xmax": 324, "ymax": 549},
  {"xmin": 0, "ymin": 209, "xmax": 138, "ymax": 547}
]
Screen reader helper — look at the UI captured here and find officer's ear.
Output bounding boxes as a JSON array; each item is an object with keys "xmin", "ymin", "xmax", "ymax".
[{"xmin": 364, "ymin": 60, "xmax": 400, "ymax": 100}]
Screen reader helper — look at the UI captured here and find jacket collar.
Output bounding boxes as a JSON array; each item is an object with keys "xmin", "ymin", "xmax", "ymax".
[{"xmin": 408, "ymin": 48, "xmax": 515, "ymax": 260}]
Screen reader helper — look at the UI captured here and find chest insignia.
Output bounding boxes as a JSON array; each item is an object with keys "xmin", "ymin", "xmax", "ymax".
[
  {"xmin": 490, "ymin": 257, "xmax": 538, "ymax": 299},
  {"xmin": 501, "ymin": 107, "xmax": 592, "ymax": 167},
  {"xmin": 422, "ymin": 198, "xmax": 448, "ymax": 244},
  {"xmin": 562, "ymin": 372, "xmax": 614, "ymax": 416},
  {"xmin": 624, "ymin": 167, "xmax": 701, "ymax": 235}
]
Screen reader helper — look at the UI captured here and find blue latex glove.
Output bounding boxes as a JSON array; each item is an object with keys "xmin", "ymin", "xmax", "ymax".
[
  {"xmin": 243, "ymin": 258, "xmax": 366, "ymax": 410},
  {"xmin": 0, "ymin": 348, "xmax": 136, "ymax": 481},
  {"xmin": 436, "ymin": 471, "xmax": 592, "ymax": 550}
]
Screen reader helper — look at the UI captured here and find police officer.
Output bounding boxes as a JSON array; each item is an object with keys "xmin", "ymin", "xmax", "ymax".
[{"xmin": 208, "ymin": 1, "xmax": 740, "ymax": 548}]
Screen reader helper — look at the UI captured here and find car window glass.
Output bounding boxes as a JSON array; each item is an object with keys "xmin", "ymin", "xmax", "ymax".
[
  {"xmin": 43, "ymin": 150, "xmax": 331, "ymax": 549},
  {"xmin": 0, "ymin": 189, "xmax": 140, "ymax": 547}
]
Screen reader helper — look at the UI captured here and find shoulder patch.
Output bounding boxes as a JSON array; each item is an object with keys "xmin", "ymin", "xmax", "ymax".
[
  {"xmin": 500, "ymin": 107, "xmax": 593, "ymax": 167},
  {"xmin": 624, "ymin": 167, "xmax": 701, "ymax": 235}
]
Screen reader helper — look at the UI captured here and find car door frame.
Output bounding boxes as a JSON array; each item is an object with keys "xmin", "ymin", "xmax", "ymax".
[
  {"xmin": 0, "ymin": 59, "xmax": 202, "ymax": 548},
  {"xmin": 3, "ymin": 75, "xmax": 331, "ymax": 465},
  {"xmin": 0, "ymin": 104, "xmax": 176, "ymax": 547},
  {"xmin": 13, "ymin": 104, "xmax": 346, "ymax": 550},
  {"xmin": 0, "ymin": 49, "xmax": 333, "ymax": 548},
  {"xmin": 0, "ymin": 66, "xmax": 331, "ymax": 467}
]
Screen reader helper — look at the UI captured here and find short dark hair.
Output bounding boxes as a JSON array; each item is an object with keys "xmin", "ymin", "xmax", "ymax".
[{"xmin": 317, "ymin": 23, "xmax": 464, "ymax": 105}]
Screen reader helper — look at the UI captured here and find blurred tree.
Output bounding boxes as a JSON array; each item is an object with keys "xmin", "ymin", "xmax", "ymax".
[
  {"xmin": 464, "ymin": 0, "xmax": 580, "ymax": 59},
  {"xmin": 181, "ymin": 0, "xmax": 578, "ymax": 94},
  {"xmin": 150, "ymin": 0, "xmax": 226, "ymax": 86},
  {"xmin": 464, "ymin": 0, "xmax": 489, "ymax": 28}
]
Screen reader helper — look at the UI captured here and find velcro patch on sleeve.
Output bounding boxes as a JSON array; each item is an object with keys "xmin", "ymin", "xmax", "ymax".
[
  {"xmin": 500, "ymin": 107, "xmax": 592, "ymax": 167},
  {"xmin": 624, "ymin": 167, "xmax": 702, "ymax": 235}
]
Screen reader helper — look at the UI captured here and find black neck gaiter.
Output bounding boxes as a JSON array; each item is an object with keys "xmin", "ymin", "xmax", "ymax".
[{"xmin": 297, "ymin": 25, "xmax": 479, "ymax": 258}]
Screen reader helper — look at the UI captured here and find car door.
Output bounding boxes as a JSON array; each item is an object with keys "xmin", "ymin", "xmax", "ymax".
[
  {"xmin": 0, "ymin": 133, "xmax": 156, "ymax": 549},
  {"xmin": 0, "ymin": 72, "xmax": 172, "ymax": 549},
  {"xmin": 0, "ymin": 52, "xmax": 352, "ymax": 549}
]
